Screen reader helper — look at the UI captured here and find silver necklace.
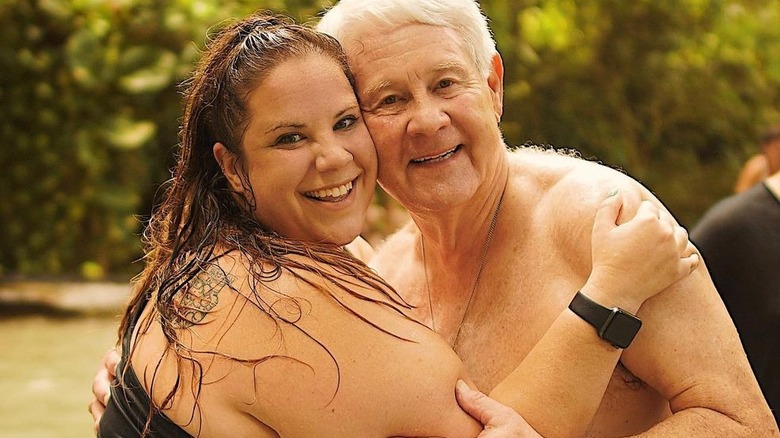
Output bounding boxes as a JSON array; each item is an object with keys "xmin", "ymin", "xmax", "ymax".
[{"xmin": 421, "ymin": 188, "xmax": 505, "ymax": 350}]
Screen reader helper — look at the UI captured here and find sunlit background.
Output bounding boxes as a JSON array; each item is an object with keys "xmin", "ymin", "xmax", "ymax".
[{"xmin": 1, "ymin": 0, "xmax": 779, "ymax": 436}]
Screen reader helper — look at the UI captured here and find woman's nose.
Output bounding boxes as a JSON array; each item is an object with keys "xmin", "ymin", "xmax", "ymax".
[{"xmin": 315, "ymin": 140, "xmax": 353, "ymax": 172}]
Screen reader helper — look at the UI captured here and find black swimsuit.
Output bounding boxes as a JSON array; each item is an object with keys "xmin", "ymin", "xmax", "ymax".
[{"xmin": 98, "ymin": 299, "xmax": 191, "ymax": 437}]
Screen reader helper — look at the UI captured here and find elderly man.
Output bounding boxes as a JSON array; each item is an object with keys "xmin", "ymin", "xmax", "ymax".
[{"xmin": 316, "ymin": 0, "xmax": 777, "ymax": 436}]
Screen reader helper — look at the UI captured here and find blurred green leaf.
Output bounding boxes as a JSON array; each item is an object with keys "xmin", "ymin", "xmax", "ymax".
[
  {"xmin": 102, "ymin": 117, "xmax": 157, "ymax": 150},
  {"xmin": 2, "ymin": 0, "xmax": 779, "ymax": 279},
  {"xmin": 119, "ymin": 47, "xmax": 177, "ymax": 93}
]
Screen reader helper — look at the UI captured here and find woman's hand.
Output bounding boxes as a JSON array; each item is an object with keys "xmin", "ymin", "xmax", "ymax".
[{"xmin": 584, "ymin": 190, "xmax": 700, "ymax": 312}]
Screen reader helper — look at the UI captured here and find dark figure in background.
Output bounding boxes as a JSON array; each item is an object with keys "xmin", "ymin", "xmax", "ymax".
[{"xmin": 692, "ymin": 168, "xmax": 780, "ymax": 425}]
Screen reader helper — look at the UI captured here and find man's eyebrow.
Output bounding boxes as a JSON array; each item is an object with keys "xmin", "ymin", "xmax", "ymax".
[
  {"xmin": 360, "ymin": 79, "xmax": 394, "ymax": 99},
  {"xmin": 431, "ymin": 61, "xmax": 469, "ymax": 76},
  {"xmin": 359, "ymin": 62, "xmax": 470, "ymax": 100}
]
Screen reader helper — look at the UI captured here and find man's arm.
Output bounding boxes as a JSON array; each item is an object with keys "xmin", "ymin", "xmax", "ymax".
[
  {"xmin": 88, "ymin": 347, "xmax": 119, "ymax": 435},
  {"xmin": 622, "ymin": 256, "xmax": 777, "ymax": 437},
  {"xmin": 586, "ymin": 175, "xmax": 775, "ymax": 436}
]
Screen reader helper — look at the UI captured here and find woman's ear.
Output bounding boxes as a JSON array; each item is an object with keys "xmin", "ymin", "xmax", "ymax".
[{"xmin": 213, "ymin": 142, "xmax": 245, "ymax": 194}]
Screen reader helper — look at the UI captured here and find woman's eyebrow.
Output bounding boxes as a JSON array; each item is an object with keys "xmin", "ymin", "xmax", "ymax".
[{"xmin": 264, "ymin": 122, "xmax": 304, "ymax": 134}]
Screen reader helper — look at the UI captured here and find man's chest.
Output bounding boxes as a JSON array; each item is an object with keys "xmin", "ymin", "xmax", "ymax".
[
  {"xmin": 383, "ymin": 245, "xmax": 591, "ymax": 390},
  {"xmin": 454, "ymin": 264, "xmax": 589, "ymax": 391}
]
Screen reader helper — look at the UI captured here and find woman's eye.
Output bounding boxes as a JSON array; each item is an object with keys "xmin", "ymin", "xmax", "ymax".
[
  {"xmin": 275, "ymin": 133, "xmax": 304, "ymax": 146},
  {"xmin": 334, "ymin": 115, "xmax": 357, "ymax": 131}
]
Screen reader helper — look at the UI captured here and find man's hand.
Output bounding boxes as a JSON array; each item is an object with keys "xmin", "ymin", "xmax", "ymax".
[
  {"xmin": 88, "ymin": 347, "xmax": 120, "ymax": 434},
  {"xmin": 456, "ymin": 380, "xmax": 543, "ymax": 437}
]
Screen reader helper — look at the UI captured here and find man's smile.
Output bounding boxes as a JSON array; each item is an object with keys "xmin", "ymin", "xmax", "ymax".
[{"xmin": 411, "ymin": 145, "xmax": 462, "ymax": 164}]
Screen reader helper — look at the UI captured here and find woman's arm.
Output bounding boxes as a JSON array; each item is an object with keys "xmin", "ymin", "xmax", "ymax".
[{"xmin": 490, "ymin": 188, "xmax": 699, "ymax": 437}]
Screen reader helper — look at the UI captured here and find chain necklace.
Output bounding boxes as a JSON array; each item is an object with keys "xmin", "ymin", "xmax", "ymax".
[{"xmin": 421, "ymin": 187, "xmax": 506, "ymax": 350}]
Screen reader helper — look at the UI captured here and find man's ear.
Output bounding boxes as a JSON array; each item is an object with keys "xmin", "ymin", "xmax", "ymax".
[
  {"xmin": 213, "ymin": 142, "xmax": 245, "ymax": 195},
  {"xmin": 487, "ymin": 52, "xmax": 504, "ymax": 122}
]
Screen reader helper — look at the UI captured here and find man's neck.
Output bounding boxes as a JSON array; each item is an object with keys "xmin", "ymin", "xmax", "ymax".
[{"xmin": 409, "ymin": 163, "xmax": 509, "ymax": 258}]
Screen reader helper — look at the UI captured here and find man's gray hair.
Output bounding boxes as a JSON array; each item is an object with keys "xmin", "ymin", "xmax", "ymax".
[{"xmin": 316, "ymin": 0, "xmax": 497, "ymax": 78}]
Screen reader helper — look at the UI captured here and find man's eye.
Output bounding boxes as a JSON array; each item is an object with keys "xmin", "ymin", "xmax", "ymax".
[
  {"xmin": 275, "ymin": 133, "xmax": 304, "ymax": 145},
  {"xmin": 381, "ymin": 95, "xmax": 398, "ymax": 105},
  {"xmin": 438, "ymin": 79, "xmax": 453, "ymax": 88},
  {"xmin": 334, "ymin": 115, "xmax": 357, "ymax": 131}
]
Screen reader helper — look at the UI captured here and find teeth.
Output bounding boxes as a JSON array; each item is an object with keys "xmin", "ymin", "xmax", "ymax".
[
  {"xmin": 305, "ymin": 181, "xmax": 353, "ymax": 199},
  {"xmin": 411, "ymin": 145, "xmax": 459, "ymax": 164}
]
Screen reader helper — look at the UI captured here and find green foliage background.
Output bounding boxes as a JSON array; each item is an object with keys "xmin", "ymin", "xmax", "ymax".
[{"xmin": 1, "ymin": 0, "xmax": 779, "ymax": 279}]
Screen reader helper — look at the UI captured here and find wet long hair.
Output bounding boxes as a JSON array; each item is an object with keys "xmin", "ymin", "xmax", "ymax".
[{"xmin": 116, "ymin": 11, "xmax": 412, "ymax": 436}]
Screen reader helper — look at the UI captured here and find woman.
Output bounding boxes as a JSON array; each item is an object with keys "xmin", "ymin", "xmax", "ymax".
[{"xmin": 97, "ymin": 11, "xmax": 696, "ymax": 437}]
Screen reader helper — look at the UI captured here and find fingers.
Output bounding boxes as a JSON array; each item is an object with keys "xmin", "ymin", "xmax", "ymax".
[
  {"xmin": 456, "ymin": 380, "xmax": 501, "ymax": 425},
  {"xmin": 674, "ymin": 224, "xmax": 689, "ymax": 253},
  {"xmin": 92, "ymin": 365, "xmax": 112, "ymax": 406},
  {"xmin": 455, "ymin": 381, "xmax": 542, "ymax": 438},
  {"xmin": 635, "ymin": 199, "xmax": 661, "ymax": 222},
  {"xmin": 654, "ymin": 209, "xmax": 702, "ymax": 277},
  {"xmin": 90, "ymin": 346, "xmax": 119, "ymax": 433},
  {"xmin": 456, "ymin": 380, "xmax": 517, "ymax": 426},
  {"xmin": 87, "ymin": 398, "xmax": 105, "ymax": 435},
  {"xmin": 670, "ymin": 220, "xmax": 700, "ymax": 272},
  {"xmin": 658, "ymin": 207, "xmax": 679, "ymax": 232},
  {"xmin": 593, "ymin": 189, "xmax": 623, "ymax": 235},
  {"xmin": 682, "ymin": 241, "xmax": 701, "ymax": 273},
  {"xmin": 104, "ymin": 347, "xmax": 121, "ymax": 380},
  {"xmin": 92, "ymin": 347, "xmax": 120, "ymax": 405}
]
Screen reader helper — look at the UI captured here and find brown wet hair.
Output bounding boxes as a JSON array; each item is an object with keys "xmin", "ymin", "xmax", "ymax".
[{"xmin": 116, "ymin": 11, "xmax": 411, "ymax": 436}]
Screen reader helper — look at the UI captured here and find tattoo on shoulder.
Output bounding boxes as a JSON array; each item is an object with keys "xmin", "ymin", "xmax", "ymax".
[{"xmin": 173, "ymin": 264, "xmax": 234, "ymax": 328}]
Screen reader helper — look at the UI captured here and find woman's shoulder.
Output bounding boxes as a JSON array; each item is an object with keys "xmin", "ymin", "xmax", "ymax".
[{"xmin": 179, "ymin": 249, "xmax": 477, "ymax": 436}]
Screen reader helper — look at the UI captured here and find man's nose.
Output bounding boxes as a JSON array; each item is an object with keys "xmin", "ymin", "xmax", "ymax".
[
  {"xmin": 407, "ymin": 94, "xmax": 450, "ymax": 136},
  {"xmin": 315, "ymin": 140, "xmax": 353, "ymax": 172}
]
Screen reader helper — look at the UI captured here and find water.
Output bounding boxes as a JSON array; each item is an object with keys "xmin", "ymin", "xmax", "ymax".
[{"xmin": 0, "ymin": 313, "xmax": 120, "ymax": 437}]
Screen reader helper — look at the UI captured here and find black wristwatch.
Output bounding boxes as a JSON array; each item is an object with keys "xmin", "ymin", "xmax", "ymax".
[{"xmin": 568, "ymin": 291, "xmax": 642, "ymax": 349}]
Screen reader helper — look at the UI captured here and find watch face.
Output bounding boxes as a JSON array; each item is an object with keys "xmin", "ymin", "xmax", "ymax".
[{"xmin": 601, "ymin": 310, "xmax": 643, "ymax": 349}]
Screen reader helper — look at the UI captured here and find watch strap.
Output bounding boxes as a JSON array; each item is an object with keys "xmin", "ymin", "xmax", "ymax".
[{"xmin": 568, "ymin": 291, "xmax": 642, "ymax": 349}]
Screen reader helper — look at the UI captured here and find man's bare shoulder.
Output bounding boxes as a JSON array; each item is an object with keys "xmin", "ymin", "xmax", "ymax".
[
  {"xmin": 508, "ymin": 146, "xmax": 648, "ymax": 221},
  {"xmin": 368, "ymin": 221, "xmax": 422, "ymax": 290},
  {"xmin": 370, "ymin": 221, "xmax": 418, "ymax": 265}
]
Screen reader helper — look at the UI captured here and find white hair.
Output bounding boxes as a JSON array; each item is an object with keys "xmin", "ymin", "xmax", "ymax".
[{"xmin": 316, "ymin": 0, "xmax": 497, "ymax": 77}]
